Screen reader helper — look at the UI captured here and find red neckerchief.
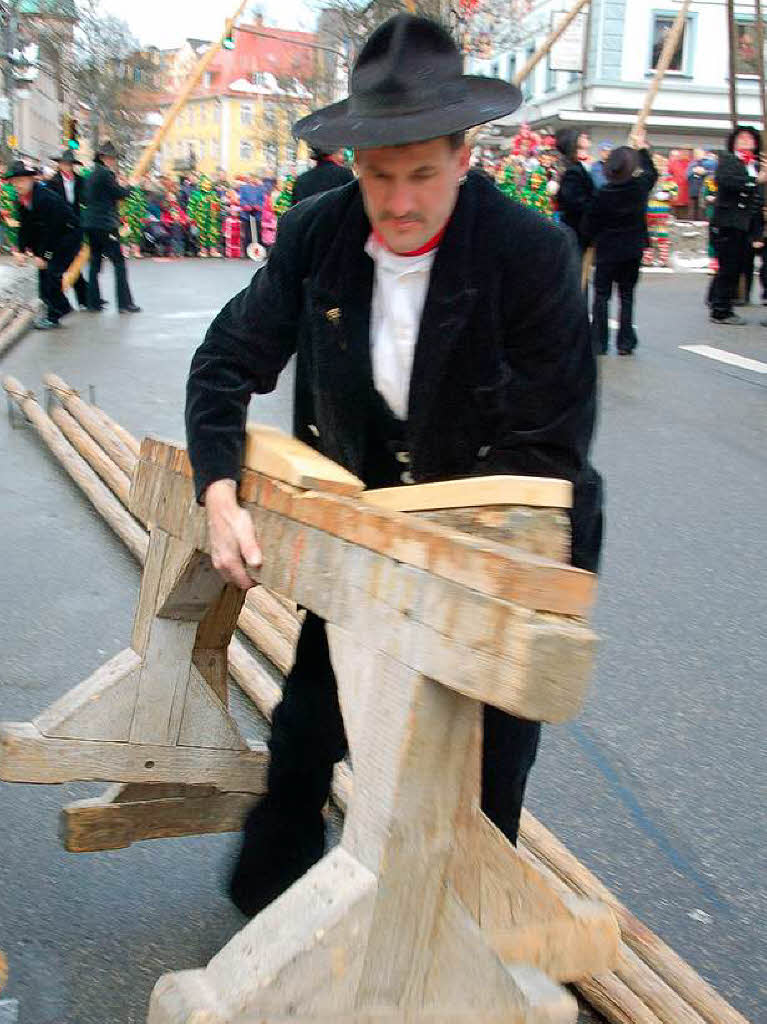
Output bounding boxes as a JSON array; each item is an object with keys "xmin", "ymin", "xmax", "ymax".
[
  {"xmin": 372, "ymin": 224, "xmax": 446, "ymax": 257},
  {"xmin": 18, "ymin": 192, "xmax": 32, "ymax": 209},
  {"xmin": 321, "ymin": 155, "xmax": 344, "ymax": 167},
  {"xmin": 736, "ymin": 149, "xmax": 755, "ymax": 166}
]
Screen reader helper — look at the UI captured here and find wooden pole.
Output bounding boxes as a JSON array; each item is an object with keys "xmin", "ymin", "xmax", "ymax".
[
  {"xmin": 129, "ymin": 0, "xmax": 249, "ymax": 182},
  {"xmin": 629, "ymin": 0, "xmax": 692, "ymax": 144},
  {"xmin": 755, "ymin": 0, "xmax": 767, "ymax": 148},
  {"xmin": 726, "ymin": 0, "xmax": 739, "ymax": 129},
  {"xmin": 513, "ymin": 0, "xmax": 591, "ymax": 88}
]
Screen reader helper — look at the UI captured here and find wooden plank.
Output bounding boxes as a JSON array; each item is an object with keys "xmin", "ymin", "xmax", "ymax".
[
  {"xmin": 60, "ymin": 785, "xmax": 254, "ymax": 852},
  {"xmin": 577, "ymin": 972, "xmax": 664, "ymax": 1024},
  {"xmin": 0, "ymin": 722, "xmax": 267, "ymax": 790},
  {"xmin": 362, "ymin": 475, "xmax": 573, "ymax": 511},
  {"xmin": 416, "ymin": 505, "xmax": 570, "ymax": 562},
  {"xmin": 176, "ymin": 664, "xmax": 246, "ymax": 750},
  {"xmin": 33, "ymin": 648, "xmax": 141, "ymax": 742},
  {"xmin": 132, "ymin": 439, "xmax": 596, "ymax": 617},
  {"xmin": 244, "ymin": 423, "xmax": 365, "ymax": 496}
]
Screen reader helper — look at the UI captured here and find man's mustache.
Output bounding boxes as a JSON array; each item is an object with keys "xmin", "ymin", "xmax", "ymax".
[{"xmin": 379, "ymin": 213, "xmax": 426, "ymax": 223}]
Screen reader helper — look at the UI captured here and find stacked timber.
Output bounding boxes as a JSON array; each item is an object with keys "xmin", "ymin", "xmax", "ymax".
[{"xmin": 1, "ymin": 372, "xmax": 752, "ymax": 1024}]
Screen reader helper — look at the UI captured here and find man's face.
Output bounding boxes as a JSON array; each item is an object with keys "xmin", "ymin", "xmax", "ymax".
[
  {"xmin": 356, "ymin": 137, "xmax": 470, "ymax": 254},
  {"xmin": 13, "ymin": 176, "xmax": 34, "ymax": 197},
  {"xmin": 735, "ymin": 131, "xmax": 755, "ymax": 153}
]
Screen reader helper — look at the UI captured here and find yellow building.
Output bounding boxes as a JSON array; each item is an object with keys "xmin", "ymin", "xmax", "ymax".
[{"xmin": 157, "ymin": 86, "xmax": 311, "ymax": 180}]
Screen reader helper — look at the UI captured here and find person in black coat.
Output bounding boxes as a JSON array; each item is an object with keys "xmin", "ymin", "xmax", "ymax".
[
  {"xmin": 47, "ymin": 149, "xmax": 88, "ymax": 309},
  {"xmin": 81, "ymin": 141, "xmax": 141, "ymax": 314},
  {"xmin": 555, "ymin": 127, "xmax": 595, "ymax": 254},
  {"xmin": 582, "ymin": 131, "xmax": 658, "ymax": 354},
  {"xmin": 186, "ymin": 14, "xmax": 602, "ymax": 918},
  {"xmin": 709, "ymin": 126, "xmax": 767, "ymax": 324},
  {"xmin": 291, "ymin": 148, "xmax": 355, "ymax": 206},
  {"xmin": 4, "ymin": 160, "xmax": 82, "ymax": 330}
]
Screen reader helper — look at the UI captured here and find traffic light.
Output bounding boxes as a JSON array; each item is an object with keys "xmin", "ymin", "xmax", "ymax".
[
  {"xmin": 223, "ymin": 20, "xmax": 235, "ymax": 49},
  {"xmin": 63, "ymin": 114, "xmax": 80, "ymax": 150}
]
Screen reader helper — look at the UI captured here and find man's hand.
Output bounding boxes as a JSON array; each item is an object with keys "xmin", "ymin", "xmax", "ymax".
[
  {"xmin": 12, "ymin": 250, "xmax": 26, "ymax": 266},
  {"xmin": 33, "ymin": 256, "xmax": 47, "ymax": 270},
  {"xmin": 204, "ymin": 478, "xmax": 262, "ymax": 590}
]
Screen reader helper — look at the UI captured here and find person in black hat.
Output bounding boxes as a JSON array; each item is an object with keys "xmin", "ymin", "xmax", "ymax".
[
  {"xmin": 709, "ymin": 125, "xmax": 767, "ymax": 325},
  {"xmin": 291, "ymin": 147, "xmax": 355, "ymax": 207},
  {"xmin": 582, "ymin": 128, "xmax": 658, "ymax": 355},
  {"xmin": 555, "ymin": 127, "xmax": 595, "ymax": 256},
  {"xmin": 48, "ymin": 149, "xmax": 88, "ymax": 309},
  {"xmin": 186, "ymin": 14, "xmax": 602, "ymax": 917},
  {"xmin": 4, "ymin": 159, "xmax": 83, "ymax": 330},
  {"xmin": 81, "ymin": 141, "xmax": 141, "ymax": 314}
]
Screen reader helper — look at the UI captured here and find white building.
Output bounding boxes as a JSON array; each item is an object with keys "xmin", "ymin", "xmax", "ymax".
[{"xmin": 466, "ymin": 0, "xmax": 763, "ymax": 152}]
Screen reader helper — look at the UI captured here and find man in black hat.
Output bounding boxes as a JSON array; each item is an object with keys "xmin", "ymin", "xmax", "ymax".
[
  {"xmin": 48, "ymin": 149, "xmax": 88, "ymax": 309},
  {"xmin": 582, "ymin": 128, "xmax": 658, "ymax": 354},
  {"xmin": 186, "ymin": 14, "xmax": 602, "ymax": 917},
  {"xmin": 710, "ymin": 125, "xmax": 767, "ymax": 325},
  {"xmin": 291, "ymin": 148, "xmax": 355, "ymax": 206},
  {"xmin": 4, "ymin": 160, "xmax": 82, "ymax": 330},
  {"xmin": 81, "ymin": 141, "xmax": 141, "ymax": 314}
]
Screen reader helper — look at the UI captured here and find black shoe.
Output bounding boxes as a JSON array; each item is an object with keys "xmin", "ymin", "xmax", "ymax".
[
  {"xmin": 119, "ymin": 304, "xmax": 142, "ymax": 313},
  {"xmin": 33, "ymin": 316, "xmax": 60, "ymax": 330},
  {"xmin": 710, "ymin": 314, "xmax": 747, "ymax": 325},
  {"xmin": 617, "ymin": 348, "xmax": 634, "ymax": 356},
  {"xmin": 228, "ymin": 795, "xmax": 326, "ymax": 918}
]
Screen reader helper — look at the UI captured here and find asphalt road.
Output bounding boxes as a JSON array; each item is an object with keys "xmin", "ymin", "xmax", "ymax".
[{"xmin": 0, "ymin": 259, "xmax": 764, "ymax": 1023}]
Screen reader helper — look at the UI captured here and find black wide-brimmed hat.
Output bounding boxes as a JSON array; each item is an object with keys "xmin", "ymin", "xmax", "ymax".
[
  {"xmin": 2, "ymin": 160, "xmax": 37, "ymax": 181},
  {"xmin": 51, "ymin": 149, "xmax": 83, "ymax": 165},
  {"xmin": 293, "ymin": 14, "xmax": 522, "ymax": 150},
  {"xmin": 96, "ymin": 140, "xmax": 120, "ymax": 159}
]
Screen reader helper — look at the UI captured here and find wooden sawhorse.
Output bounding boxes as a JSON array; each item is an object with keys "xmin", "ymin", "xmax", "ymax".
[{"xmin": 1, "ymin": 430, "xmax": 619, "ymax": 1023}]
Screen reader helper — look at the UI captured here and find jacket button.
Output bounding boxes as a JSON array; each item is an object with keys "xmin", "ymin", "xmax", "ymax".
[
  {"xmin": 400, "ymin": 470, "xmax": 415, "ymax": 484},
  {"xmin": 395, "ymin": 450, "xmax": 410, "ymax": 464},
  {"xmin": 308, "ymin": 424, "xmax": 320, "ymax": 437},
  {"xmin": 477, "ymin": 445, "xmax": 491, "ymax": 459}
]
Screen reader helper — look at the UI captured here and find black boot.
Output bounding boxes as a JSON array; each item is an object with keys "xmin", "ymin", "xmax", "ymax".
[{"xmin": 227, "ymin": 761, "xmax": 333, "ymax": 918}]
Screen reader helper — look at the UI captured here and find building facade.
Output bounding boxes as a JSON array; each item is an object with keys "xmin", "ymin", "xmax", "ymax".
[
  {"xmin": 466, "ymin": 0, "xmax": 763, "ymax": 151},
  {"xmin": 156, "ymin": 17, "xmax": 316, "ymax": 179}
]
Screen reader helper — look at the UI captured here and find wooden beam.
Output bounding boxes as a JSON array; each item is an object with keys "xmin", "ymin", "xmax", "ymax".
[
  {"xmin": 361, "ymin": 475, "xmax": 572, "ymax": 511},
  {"xmin": 43, "ymin": 373, "xmax": 136, "ymax": 476},
  {"xmin": 244, "ymin": 424, "xmax": 364, "ymax": 496},
  {"xmin": 726, "ymin": 0, "xmax": 738, "ymax": 129},
  {"xmin": 0, "ymin": 722, "xmax": 267, "ymax": 791}
]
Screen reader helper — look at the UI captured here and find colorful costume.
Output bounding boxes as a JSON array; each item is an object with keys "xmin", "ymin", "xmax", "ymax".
[
  {"xmin": 223, "ymin": 195, "xmax": 243, "ymax": 259},
  {"xmin": 274, "ymin": 176, "xmax": 294, "ymax": 218},
  {"xmin": 187, "ymin": 176, "xmax": 221, "ymax": 257},
  {"xmin": 643, "ymin": 174, "xmax": 677, "ymax": 267},
  {"xmin": 1, "ymin": 182, "xmax": 18, "ymax": 250},
  {"xmin": 122, "ymin": 187, "xmax": 149, "ymax": 255},
  {"xmin": 520, "ymin": 164, "xmax": 555, "ymax": 219},
  {"xmin": 701, "ymin": 174, "xmax": 718, "ymax": 269}
]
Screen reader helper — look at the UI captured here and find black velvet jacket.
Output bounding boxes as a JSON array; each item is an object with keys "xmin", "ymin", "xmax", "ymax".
[
  {"xmin": 713, "ymin": 151, "xmax": 760, "ymax": 234},
  {"xmin": 81, "ymin": 162, "xmax": 132, "ymax": 232},
  {"xmin": 17, "ymin": 181, "xmax": 80, "ymax": 259},
  {"xmin": 557, "ymin": 162, "xmax": 595, "ymax": 249},
  {"xmin": 581, "ymin": 149, "xmax": 658, "ymax": 262},
  {"xmin": 47, "ymin": 170, "xmax": 86, "ymax": 218},
  {"xmin": 186, "ymin": 172, "xmax": 603, "ymax": 571},
  {"xmin": 291, "ymin": 159, "xmax": 355, "ymax": 206}
]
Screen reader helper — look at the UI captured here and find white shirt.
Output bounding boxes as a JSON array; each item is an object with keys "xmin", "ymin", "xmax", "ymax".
[
  {"xmin": 62, "ymin": 173, "xmax": 75, "ymax": 205},
  {"xmin": 365, "ymin": 233, "xmax": 437, "ymax": 421}
]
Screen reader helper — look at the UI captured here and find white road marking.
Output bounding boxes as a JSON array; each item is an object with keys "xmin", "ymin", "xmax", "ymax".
[
  {"xmin": 680, "ymin": 344, "xmax": 767, "ymax": 374},
  {"xmin": 159, "ymin": 310, "xmax": 219, "ymax": 320}
]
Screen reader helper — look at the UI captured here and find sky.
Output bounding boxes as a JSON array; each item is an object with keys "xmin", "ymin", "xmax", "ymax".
[{"xmin": 100, "ymin": 0, "xmax": 317, "ymax": 49}]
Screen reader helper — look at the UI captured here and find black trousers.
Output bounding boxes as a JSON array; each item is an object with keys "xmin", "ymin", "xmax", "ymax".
[
  {"xmin": 738, "ymin": 241, "xmax": 767, "ymax": 302},
  {"xmin": 269, "ymin": 611, "xmax": 541, "ymax": 845},
  {"xmin": 86, "ymin": 228, "xmax": 135, "ymax": 310},
  {"xmin": 38, "ymin": 231, "xmax": 82, "ymax": 323},
  {"xmin": 710, "ymin": 227, "xmax": 748, "ymax": 319},
  {"xmin": 592, "ymin": 256, "xmax": 641, "ymax": 353}
]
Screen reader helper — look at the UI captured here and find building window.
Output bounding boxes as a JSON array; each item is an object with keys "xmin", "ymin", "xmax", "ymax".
[
  {"xmin": 241, "ymin": 140, "xmax": 253, "ymax": 160},
  {"xmin": 491, "ymin": 61, "xmax": 499, "ymax": 77},
  {"xmin": 649, "ymin": 14, "xmax": 691, "ymax": 74},
  {"xmin": 264, "ymin": 101, "xmax": 277, "ymax": 126},
  {"xmin": 734, "ymin": 20, "xmax": 760, "ymax": 76},
  {"xmin": 214, "ymin": 102, "xmax": 222, "ymax": 122},
  {"xmin": 265, "ymin": 141, "xmax": 278, "ymax": 166},
  {"xmin": 507, "ymin": 53, "xmax": 517, "ymax": 82},
  {"xmin": 203, "ymin": 71, "xmax": 213, "ymax": 88},
  {"xmin": 252, "ymin": 71, "xmax": 266, "ymax": 87},
  {"xmin": 241, "ymin": 102, "xmax": 253, "ymax": 125}
]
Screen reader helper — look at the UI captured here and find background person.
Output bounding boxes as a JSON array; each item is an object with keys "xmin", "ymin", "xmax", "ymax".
[{"xmin": 47, "ymin": 149, "xmax": 88, "ymax": 308}]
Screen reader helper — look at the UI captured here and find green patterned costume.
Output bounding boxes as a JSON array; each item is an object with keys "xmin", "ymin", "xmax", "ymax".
[
  {"xmin": 520, "ymin": 165, "xmax": 554, "ymax": 219},
  {"xmin": 188, "ymin": 177, "xmax": 221, "ymax": 253},
  {"xmin": 274, "ymin": 175, "xmax": 294, "ymax": 218},
  {"xmin": 1, "ymin": 182, "xmax": 18, "ymax": 250},
  {"xmin": 498, "ymin": 164, "xmax": 520, "ymax": 203},
  {"xmin": 122, "ymin": 187, "xmax": 148, "ymax": 246}
]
